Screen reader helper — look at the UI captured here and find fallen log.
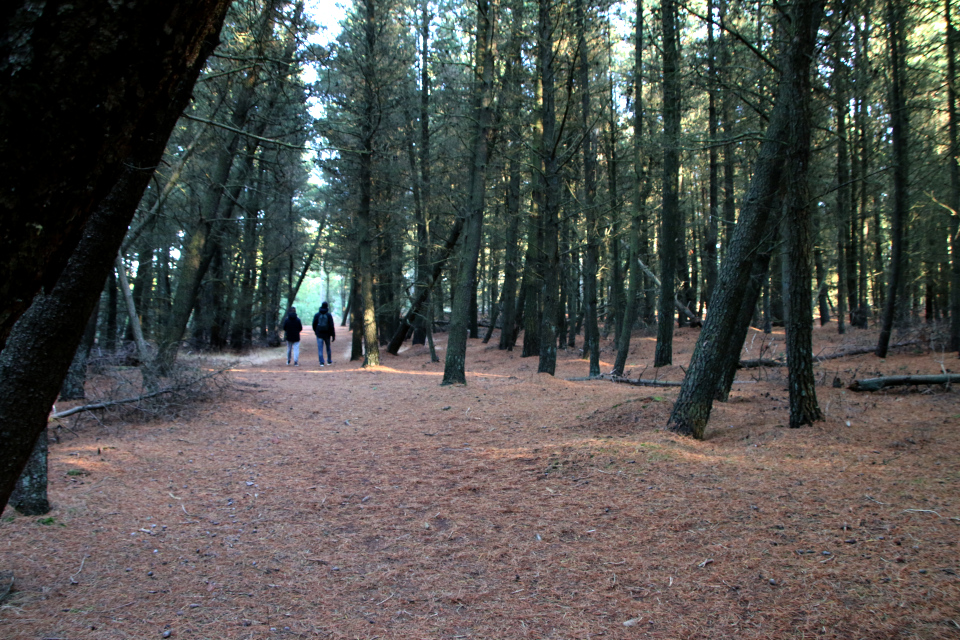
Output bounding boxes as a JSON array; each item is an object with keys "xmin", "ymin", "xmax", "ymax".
[
  {"xmin": 848, "ymin": 374, "xmax": 960, "ymax": 392},
  {"xmin": 816, "ymin": 339, "xmax": 920, "ymax": 362}
]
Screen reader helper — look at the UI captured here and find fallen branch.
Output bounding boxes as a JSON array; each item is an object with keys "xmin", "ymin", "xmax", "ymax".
[
  {"xmin": 49, "ymin": 367, "xmax": 228, "ymax": 420},
  {"xmin": 816, "ymin": 340, "xmax": 921, "ymax": 362},
  {"xmin": 737, "ymin": 358, "xmax": 784, "ymax": 369},
  {"xmin": 608, "ymin": 375, "xmax": 682, "ymax": 388},
  {"xmin": 848, "ymin": 374, "xmax": 960, "ymax": 392}
]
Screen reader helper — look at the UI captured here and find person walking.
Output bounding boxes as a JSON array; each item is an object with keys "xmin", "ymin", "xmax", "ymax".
[
  {"xmin": 282, "ymin": 307, "xmax": 303, "ymax": 366},
  {"xmin": 312, "ymin": 301, "xmax": 336, "ymax": 366}
]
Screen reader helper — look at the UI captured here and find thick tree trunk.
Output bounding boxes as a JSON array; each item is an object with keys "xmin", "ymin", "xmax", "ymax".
[
  {"xmin": 668, "ymin": 0, "xmax": 825, "ymax": 439},
  {"xmin": 11, "ymin": 435, "xmax": 49, "ymax": 516},
  {"xmin": 0, "ymin": 0, "xmax": 231, "ymax": 352},
  {"xmin": 0, "ymin": 4, "xmax": 227, "ymax": 514}
]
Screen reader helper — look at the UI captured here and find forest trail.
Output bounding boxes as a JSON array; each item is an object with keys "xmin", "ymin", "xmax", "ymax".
[{"xmin": 2, "ymin": 324, "xmax": 959, "ymax": 639}]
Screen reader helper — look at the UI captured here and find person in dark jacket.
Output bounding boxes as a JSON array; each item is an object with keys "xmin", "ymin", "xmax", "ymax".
[
  {"xmin": 312, "ymin": 301, "xmax": 336, "ymax": 366},
  {"xmin": 282, "ymin": 307, "xmax": 303, "ymax": 366}
]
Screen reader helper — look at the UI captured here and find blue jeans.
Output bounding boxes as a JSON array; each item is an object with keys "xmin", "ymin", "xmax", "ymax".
[
  {"xmin": 286, "ymin": 341, "xmax": 300, "ymax": 364},
  {"xmin": 317, "ymin": 336, "xmax": 332, "ymax": 364}
]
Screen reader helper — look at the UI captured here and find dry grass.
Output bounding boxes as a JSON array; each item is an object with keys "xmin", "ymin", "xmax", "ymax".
[{"xmin": 2, "ymin": 323, "xmax": 959, "ymax": 639}]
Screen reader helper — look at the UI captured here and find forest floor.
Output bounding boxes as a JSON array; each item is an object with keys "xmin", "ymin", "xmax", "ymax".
[{"xmin": 2, "ymin": 322, "xmax": 960, "ymax": 639}]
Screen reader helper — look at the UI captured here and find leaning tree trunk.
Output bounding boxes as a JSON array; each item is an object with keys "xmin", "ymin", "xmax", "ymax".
[
  {"xmin": 0, "ymin": 0, "xmax": 231, "ymax": 353},
  {"xmin": 10, "ymin": 435, "xmax": 49, "ymax": 515},
  {"xmin": 0, "ymin": 2, "xmax": 228, "ymax": 514},
  {"xmin": 668, "ymin": 0, "xmax": 825, "ymax": 439}
]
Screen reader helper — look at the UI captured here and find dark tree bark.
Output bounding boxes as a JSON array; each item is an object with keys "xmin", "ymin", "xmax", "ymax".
[
  {"xmin": 499, "ymin": 160, "xmax": 523, "ymax": 350},
  {"xmin": 0, "ymin": 0, "xmax": 229, "ymax": 514},
  {"xmin": 655, "ymin": 0, "xmax": 681, "ymax": 367},
  {"xmin": 834, "ymin": 38, "xmax": 850, "ymax": 336},
  {"xmin": 413, "ymin": 0, "xmax": 433, "ymax": 347},
  {"xmin": 612, "ymin": 0, "xmax": 650, "ymax": 377},
  {"xmin": 668, "ymin": 0, "xmax": 825, "ymax": 439},
  {"xmin": 59, "ymin": 300, "xmax": 101, "ymax": 401},
  {"xmin": 704, "ymin": 0, "xmax": 720, "ymax": 309},
  {"xmin": 783, "ymin": 82, "xmax": 823, "ymax": 428},
  {"xmin": 442, "ymin": 0, "xmax": 497, "ymax": 384},
  {"xmin": 536, "ymin": 0, "xmax": 561, "ymax": 376},
  {"xmin": 948, "ymin": 0, "xmax": 960, "ymax": 353},
  {"xmin": 386, "ymin": 219, "xmax": 463, "ymax": 354},
  {"xmin": 357, "ymin": 0, "xmax": 382, "ymax": 367},
  {"xmin": 10, "ymin": 435, "xmax": 49, "ymax": 515},
  {"xmin": 713, "ymin": 229, "xmax": 777, "ymax": 402},
  {"xmin": 578, "ymin": 0, "xmax": 602, "ymax": 377},
  {"xmin": 0, "ymin": 0, "xmax": 230, "ymax": 352},
  {"xmin": 877, "ymin": 0, "xmax": 909, "ymax": 358}
]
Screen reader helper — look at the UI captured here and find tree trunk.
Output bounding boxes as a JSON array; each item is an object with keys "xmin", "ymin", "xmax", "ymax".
[
  {"xmin": 668, "ymin": 0, "xmax": 825, "ymax": 439},
  {"xmin": 60, "ymin": 301, "xmax": 100, "ymax": 401},
  {"xmin": 655, "ymin": 0, "xmax": 681, "ymax": 367},
  {"xmin": 536, "ymin": 0, "xmax": 561, "ymax": 376},
  {"xmin": 0, "ymin": 0, "xmax": 231, "ymax": 352},
  {"xmin": 11, "ymin": 435, "xmax": 49, "ymax": 516},
  {"xmin": 877, "ymin": 0, "xmax": 909, "ymax": 358},
  {"xmin": 948, "ymin": 0, "xmax": 960, "ymax": 352},
  {"xmin": 0, "ymin": 3, "xmax": 226, "ymax": 514},
  {"xmin": 783, "ymin": 87, "xmax": 822, "ymax": 428},
  {"xmin": 578, "ymin": 0, "xmax": 602, "ymax": 377},
  {"xmin": 612, "ymin": 0, "xmax": 649, "ymax": 377},
  {"xmin": 442, "ymin": 0, "xmax": 497, "ymax": 384}
]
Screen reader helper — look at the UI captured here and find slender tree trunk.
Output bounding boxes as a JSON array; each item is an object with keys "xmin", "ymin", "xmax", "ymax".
[
  {"xmin": 536, "ymin": 0, "xmax": 561, "ymax": 375},
  {"xmin": 655, "ymin": 0, "xmax": 681, "ymax": 367},
  {"xmin": 613, "ymin": 0, "xmax": 649, "ymax": 377},
  {"xmin": 413, "ymin": 0, "xmax": 433, "ymax": 346},
  {"xmin": 60, "ymin": 300, "xmax": 100, "ymax": 400},
  {"xmin": 578, "ymin": 0, "xmax": 602, "ymax": 376},
  {"xmin": 948, "ymin": 0, "xmax": 960, "ymax": 352},
  {"xmin": 116, "ymin": 256, "xmax": 158, "ymax": 391},
  {"xmin": 442, "ymin": 0, "xmax": 497, "ymax": 384},
  {"xmin": 877, "ymin": 0, "xmax": 909, "ymax": 357},
  {"xmin": 783, "ymin": 85, "xmax": 822, "ymax": 428}
]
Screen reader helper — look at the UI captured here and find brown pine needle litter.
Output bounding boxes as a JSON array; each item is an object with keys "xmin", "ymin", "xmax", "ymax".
[{"xmin": 2, "ymin": 324, "xmax": 959, "ymax": 639}]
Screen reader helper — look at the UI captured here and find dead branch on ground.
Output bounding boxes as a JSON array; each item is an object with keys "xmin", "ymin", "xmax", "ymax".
[{"xmin": 848, "ymin": 374, "xmax": 960, "ymax": 392}]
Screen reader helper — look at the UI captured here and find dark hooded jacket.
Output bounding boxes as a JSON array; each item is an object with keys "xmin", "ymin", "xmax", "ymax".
[
  {"xmin": 312, "ymin": 305, "xmax": 336, "ymax": 339},
  {"xmin": 282, "ymin": 312, "xmax": 303, "ymax": 342}
]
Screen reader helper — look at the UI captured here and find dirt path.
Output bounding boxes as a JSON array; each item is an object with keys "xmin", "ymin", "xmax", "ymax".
[{"xmin": 2, "ymin": 324, "xmax": 960, "ymax": 639}]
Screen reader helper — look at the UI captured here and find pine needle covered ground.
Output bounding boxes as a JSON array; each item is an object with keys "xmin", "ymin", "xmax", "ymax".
[{"xmin": 2, "ymin": 324, "xmax": 958, "ymax": 639}]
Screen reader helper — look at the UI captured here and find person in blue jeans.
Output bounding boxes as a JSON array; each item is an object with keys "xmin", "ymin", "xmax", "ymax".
[{"xmin": 312, "ymin": 302, "xmax": 336, "ymax": 366}]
